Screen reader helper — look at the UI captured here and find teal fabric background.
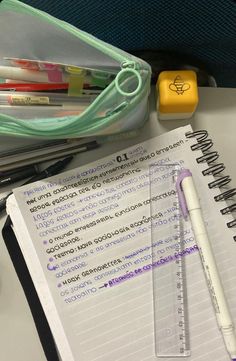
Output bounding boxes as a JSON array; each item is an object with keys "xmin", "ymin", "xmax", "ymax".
[{"xmin": 22, "ymin": 0, "xmax": 236, "ymax": 87}]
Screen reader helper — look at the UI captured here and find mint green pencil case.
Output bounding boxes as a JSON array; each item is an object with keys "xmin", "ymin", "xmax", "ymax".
[{"xmin": 0, "ymin": 0, "xmax": 151, "ymax": 139}]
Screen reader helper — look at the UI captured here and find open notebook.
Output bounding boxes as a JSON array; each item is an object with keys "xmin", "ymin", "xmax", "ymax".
[{"xmin": 6, "ymin": 125, "xmax": 236, "ymax": 361}]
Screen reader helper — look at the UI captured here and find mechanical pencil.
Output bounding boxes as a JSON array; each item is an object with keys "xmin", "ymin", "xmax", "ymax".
[
  {"xmin": 0, "ymin": 91, "xmax": 96, "ymax": 106},
  {"xmin": 176, "ymin": 169, "xmax": 236, "ymax": 361},
  {"xmin": 0, "ymin": 164, "xmax": 39, "ymax": 188},
  {"xmin": 0, "ymin": 164, "xmax": 39, "ymax": 177},
  {"xmin": 0, "ymin": 156, "xmax": 73, "ymax": 214},
  {"xmin": 0, "ymin": 140, "xmax": 99, "ymax": 173},
  {"xmin": 0, "ymin": 139, "xmax": 68, "ymax": 159}
]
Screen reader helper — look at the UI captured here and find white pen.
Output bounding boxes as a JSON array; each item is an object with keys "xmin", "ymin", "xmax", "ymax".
[
  {"xmin": 0, "ymin": 65, "xmax": 69, "ymax": 83},
  {"xmin": 176, "ymin": 169, "xmax": 236, "ymax": 361},
  {"xmin": 0, "ymin": 65, "xmax": 91, "ymax": 84},
  {"xmin": 0, "ymin": 66, "xmax": 113, "ymax": 85}
]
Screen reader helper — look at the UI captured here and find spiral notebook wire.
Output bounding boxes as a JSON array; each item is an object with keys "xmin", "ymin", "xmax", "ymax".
[{"xmin": 186, "ymin": 130, "xmax": 236, "ymax": 240}]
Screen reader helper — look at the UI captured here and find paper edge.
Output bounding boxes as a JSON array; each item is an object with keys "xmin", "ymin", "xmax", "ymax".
[{"xmin": 6, "ymin": 194, "xmax": 75, "ymax": 361}]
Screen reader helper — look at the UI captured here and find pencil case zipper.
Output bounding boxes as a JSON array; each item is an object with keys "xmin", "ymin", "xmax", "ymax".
[{"xmin": 0, "ymin": 0, "xmax": 151, "ymax": 138}]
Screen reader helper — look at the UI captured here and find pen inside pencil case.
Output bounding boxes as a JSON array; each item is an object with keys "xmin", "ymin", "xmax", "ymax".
[
  {"xmin": 0, "ymin": 91, "xmax": 97, "ymax": 106},
  {"xmin": 0, "ymin": 91, "xmax": 98, "ymax": 119}
]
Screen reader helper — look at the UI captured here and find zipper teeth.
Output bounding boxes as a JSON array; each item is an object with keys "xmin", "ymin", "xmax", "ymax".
[
  {"xmin": 5, "ymin": 0, "xmax": 131, "ymax": 65},
  {"xmin": 0, "ymin": 0, "xmax": 151, "ymax": 137},
  {"xmin": 0, "ymin": 74, "xmax": 150, "ymax": 136}
]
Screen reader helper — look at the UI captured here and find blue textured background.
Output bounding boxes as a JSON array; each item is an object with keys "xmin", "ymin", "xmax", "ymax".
[{"xmin": 22, "ymin": 0, "xmax": 236, "ymax": 87}]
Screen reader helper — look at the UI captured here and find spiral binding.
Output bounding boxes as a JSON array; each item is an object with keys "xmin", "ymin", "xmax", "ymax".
[{"xmin": 186, "ymin": 130, "xmax": 236, "ymax": 241}]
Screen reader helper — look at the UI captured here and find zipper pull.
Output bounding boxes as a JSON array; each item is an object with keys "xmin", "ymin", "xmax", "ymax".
[
  {"xmin": 115, "ymin": 61, "xmax": 142, "ymax": 97},
  {"xmin": 105, "ymin": 101, "xmax": 128, "ymax": 116}
]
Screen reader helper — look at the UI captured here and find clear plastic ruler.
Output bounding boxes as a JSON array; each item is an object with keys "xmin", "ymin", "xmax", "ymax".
[{"xmin": 149, "ymin": 163, "xmax": 191, "ymax": 358}]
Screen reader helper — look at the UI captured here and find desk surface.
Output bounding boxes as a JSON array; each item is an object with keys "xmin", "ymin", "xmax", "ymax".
[{"xmin": 0, "ymin": 87, "xmax": 235, "ymax": 361}]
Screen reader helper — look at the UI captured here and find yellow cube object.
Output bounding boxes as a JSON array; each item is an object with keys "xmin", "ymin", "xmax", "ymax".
[{"xmin": 157, "ymin": 70, "xmax": 198, "ymax": 120}]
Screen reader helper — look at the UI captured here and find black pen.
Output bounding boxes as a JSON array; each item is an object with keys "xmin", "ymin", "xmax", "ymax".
[
  {"xmin": 0, "ymin": 156, "xmax": 73, "ymax": 214},
  {"xmin": 0, "ymin": 165, "xmax": 40, "ymax": 188}
]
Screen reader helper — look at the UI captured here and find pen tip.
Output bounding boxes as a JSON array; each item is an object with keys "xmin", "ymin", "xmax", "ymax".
[{"xmin": 63, "ymin": 155, "xmax": 74, "ymax": 162}]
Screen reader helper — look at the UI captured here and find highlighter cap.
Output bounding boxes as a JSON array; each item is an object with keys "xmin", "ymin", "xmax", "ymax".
[{"xmin": 157, "ymin": 70, "xmax": 198, "ymax": 118}]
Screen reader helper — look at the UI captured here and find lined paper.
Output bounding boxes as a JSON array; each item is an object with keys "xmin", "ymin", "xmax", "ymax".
[{"xmin": 7, "ymin": 125, "xmax": 236, "ymax": 361}]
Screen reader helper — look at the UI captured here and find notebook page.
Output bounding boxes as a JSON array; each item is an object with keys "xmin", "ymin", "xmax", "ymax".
[{"xmin": 7, "ymin": 125, "xmax": 236, "ymax": 361}]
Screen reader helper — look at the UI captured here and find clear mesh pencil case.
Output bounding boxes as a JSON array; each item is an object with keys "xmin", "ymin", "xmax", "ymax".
[{"xmin": 0, "ymin": 0, "xmax": 151, "ymax": 139}]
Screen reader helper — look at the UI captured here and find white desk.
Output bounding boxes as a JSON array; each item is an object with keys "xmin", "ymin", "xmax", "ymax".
[{"xmin": 0, "ymin": 87, "xmax": 235, "ymax": 361}]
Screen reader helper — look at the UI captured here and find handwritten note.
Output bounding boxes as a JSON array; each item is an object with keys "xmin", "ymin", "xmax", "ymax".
[{"xmin": 7, "ymin": 125, "xmax": 236, "ymax": 361}]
